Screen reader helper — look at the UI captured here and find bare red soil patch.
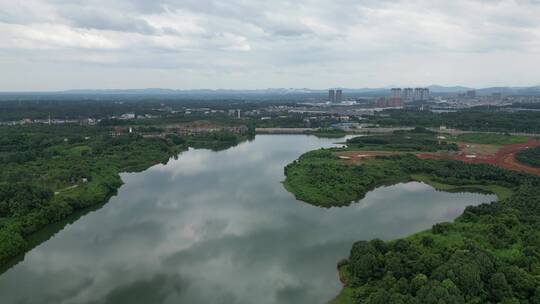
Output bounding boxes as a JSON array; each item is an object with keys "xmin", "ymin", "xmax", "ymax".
[{"xmin": 418, "ymin": 139, "xmax": 540, "ymax": 176}]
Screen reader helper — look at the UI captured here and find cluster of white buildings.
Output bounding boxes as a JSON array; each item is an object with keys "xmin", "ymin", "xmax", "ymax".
[{"xmin": 391, "ymin": 88, "xmax": 430, "ymax": 101}]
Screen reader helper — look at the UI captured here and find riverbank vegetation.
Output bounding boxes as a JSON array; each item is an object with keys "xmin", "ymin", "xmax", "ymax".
[
  {"xmin": 305, "ymin": 128, "xmax": 348, "ymax": 138},
  {"xmin": 409, "ymin": 174, "xmax": 513, "ymax": 201},
  {"xmin": 284, "ymin": 145, "xmax": 540, "ymax": 302},
  {"xmin": 0, "ymin": 125, "xmax": 247, "ymax": 266}
]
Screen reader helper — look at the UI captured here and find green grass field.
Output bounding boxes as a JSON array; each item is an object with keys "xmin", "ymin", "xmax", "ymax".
[
  {"xmin": 454, "ymin": 133, "xmax": 529, "ymax": 145},
  {"xmin": 410, "ymin": 174, "xmax": 513, "ymax": 201}
]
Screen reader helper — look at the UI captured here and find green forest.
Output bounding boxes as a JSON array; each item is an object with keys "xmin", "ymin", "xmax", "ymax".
[
  {"xmin": 284, "ymin": 149, "xmax": 540, "ymax": 302},
  {"xmin": 368, "ymin": 109, "xmax": 540, "ymax": 133},
  {"xmin": 0, "ymin": 125, "xmax": 246, "ymax": 266},
  {"xmin": 516, "ymin": 146, "xmax": 540, "ymax": 168}
]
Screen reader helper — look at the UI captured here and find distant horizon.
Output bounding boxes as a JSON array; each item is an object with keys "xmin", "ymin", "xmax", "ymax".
[{"xmin": 2, "ymin": 83, "xmax": 540, "ymax": 94}]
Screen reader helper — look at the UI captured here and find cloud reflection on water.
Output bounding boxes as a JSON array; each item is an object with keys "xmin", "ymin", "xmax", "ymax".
[{"xmin": 0, "ymin": 135, "xmax": 495, "ymax": 304}]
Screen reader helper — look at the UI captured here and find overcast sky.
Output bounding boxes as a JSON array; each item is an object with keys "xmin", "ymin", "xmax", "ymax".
[{"xmin": 0, "ymin": 0, "xmax": 539, "ymax": 91}]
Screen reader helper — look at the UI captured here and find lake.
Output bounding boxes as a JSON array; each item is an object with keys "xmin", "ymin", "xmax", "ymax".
[{"xmin": 0, "ymin": 135, "xmax": 496, "ymax": 304}]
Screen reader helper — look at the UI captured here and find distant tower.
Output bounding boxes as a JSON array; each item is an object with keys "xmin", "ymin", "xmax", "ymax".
[
  {"xmin": 413, "ymin": 88, "xmax": 430, "ymax": 101},
  {"xmin": 328, "ymin": 89, "xmax": 336, "ymax": 102},
  {"xmin": 414, "ymin": 88, "xmax": 422, "ymax": 100},
  {"xmin": 403, "ymin": 88, "xmax": 413, "ymax": 101},
  {"xmin": 236, "ymin": 109, "xmax": 241, "ymax": 119},
  {"xmin": 335, "ymin": 89, "xmax": 343, "ymax": 103},
  {"xmin": 391, "ymin": 88, "xmax": 402, "ymax": 99},
  {"xmin": 423, "ymin": 88, "xmax": 430, "ymax": 100}
]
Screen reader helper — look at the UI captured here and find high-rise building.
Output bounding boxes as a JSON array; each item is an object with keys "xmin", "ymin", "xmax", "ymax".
[
  {"xmin": 328, "ymin": 89, "xmax": 335, "ymax": 102},
  {"xmin": 466, "ymin": 90, "xmax": 476, "ymax": 98},
  {"xmin": 414, "ymin": 88, "xmax": 422, "ymax": 100},
  {"xmin": 335, "ymin": 89, "xmax": 343, "ymax": 103},
  {"xmin": 413, "ymin": 88, "xmax": 430, "ymax": 101},
  {"xmin": 391, "ymin": 88, "xmax": 402, "ymax": 99},
  {"xmin": 390, "ymin": 87, "xmax": 430, "ymax": 102},
  {"xmin": 403, "ymin": 88, "xmax": 414, "ymax": 101},
  {"xmin": 422, "ymin": 88, "xmax": 430, "ymax": 100}
]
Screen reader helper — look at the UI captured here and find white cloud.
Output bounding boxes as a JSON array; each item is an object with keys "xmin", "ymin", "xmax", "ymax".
[
  {"xmin": 0, "ymin": 23, "xmax": 125, "ymax": 50},
  {"xmin": 0, "ymin": 0, "xmax": 539, "ymax": 90}
]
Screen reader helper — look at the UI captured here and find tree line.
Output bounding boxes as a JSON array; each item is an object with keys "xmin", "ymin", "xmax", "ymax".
[{"xmin": 368, "ymin": 109, "xmax": 540, "ymax": 133}]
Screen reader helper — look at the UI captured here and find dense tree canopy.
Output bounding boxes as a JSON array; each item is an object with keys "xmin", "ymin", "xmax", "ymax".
[
  {"xmin": 284, "ymin": 147, "xmax": 540, "ymax": 302},
  {"xmin": 368, "ymin": 109, "xmax": 540, "ymax": 133},
  {"xmin": 516, "ymin": 146, "xmax": 540, "ymax": 168}
]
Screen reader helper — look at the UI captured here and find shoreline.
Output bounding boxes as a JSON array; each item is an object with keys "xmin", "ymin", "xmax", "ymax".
[
  {"xmin": 282, "ymin": 147, "xmax": 535, "ymax": 303},
  {"xmin": 0, "ymin": 149, "xmax": 176, "ymax": 270},
  {"xmin": 0, "ymin": 135, "xmax": 253, "ymax": 270}
]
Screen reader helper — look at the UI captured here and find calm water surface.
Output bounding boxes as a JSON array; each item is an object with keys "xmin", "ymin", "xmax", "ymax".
[{"xmin": 0, "ymin": 135, "xmax": 496, "ymax": 304}]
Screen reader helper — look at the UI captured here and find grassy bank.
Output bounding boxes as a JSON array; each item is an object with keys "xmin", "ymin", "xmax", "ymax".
[
  {"xmin": 331, "ymin": 265, "xmax": 356, "ymax": 304},
  {"xmin": 410, "ymin": 174, "xmax": 513, "ymax": 201},
  {"xmin": 305, "ymin": 128, "xmax": 348, "ymax": 138}
]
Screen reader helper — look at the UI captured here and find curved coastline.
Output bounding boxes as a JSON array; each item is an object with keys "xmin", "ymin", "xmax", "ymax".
[
  {"xmin": 0, "ymin": 136, "xmax": 250, "ymax": 271},
  {"xmin": 283, "ymin": 149, "xmax": 540, "ymax": 303}
]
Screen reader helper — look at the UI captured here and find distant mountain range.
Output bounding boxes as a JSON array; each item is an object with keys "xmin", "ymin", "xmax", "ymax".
[
  {"xmin": 475, "ymin": 86, "xmax": 540, "ymax": 96},
  {"xmin": 58, "ymin": 85, "xmax": 540, "ymax": 95},
  {"xmin": 2, "ymin": 85, "xmax": 540, "ymax": 97}
]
